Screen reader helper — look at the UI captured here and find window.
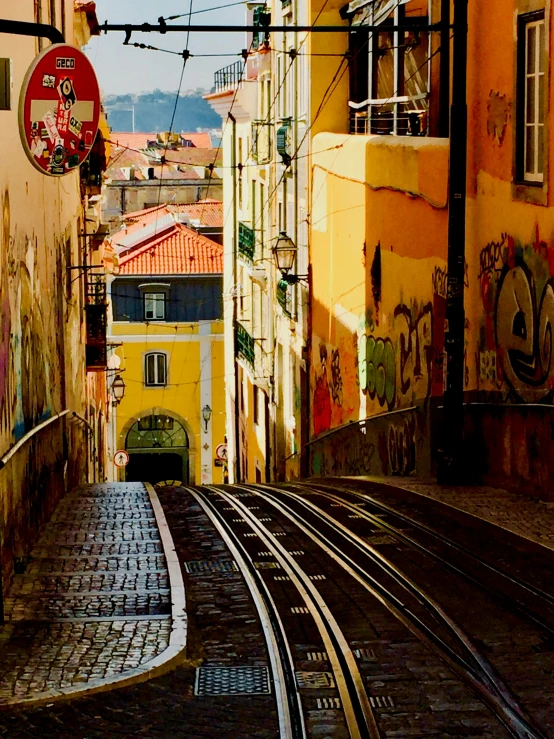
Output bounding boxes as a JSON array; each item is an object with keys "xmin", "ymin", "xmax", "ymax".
[
  {"xmin": 253, "ymin": 384, "xmax": 259, "ymax": 425},
  {"xmin": 144, "ymin": 292, "xmax": 165, "ymax": 320},
  {"xmin": 518, "ymin": 15, "xmax": 546, "ymax": 183},
  {"xmin": 144, "ymin": 352, "xmax": 167, "ymax": 386}
]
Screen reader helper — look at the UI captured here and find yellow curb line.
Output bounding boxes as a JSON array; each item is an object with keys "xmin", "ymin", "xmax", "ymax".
[{"xmin": 0, "ymin": 482, "xmax": 188, "ymax": 711}]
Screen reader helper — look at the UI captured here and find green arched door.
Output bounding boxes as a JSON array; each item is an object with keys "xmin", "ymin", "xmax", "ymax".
[{"xmin": 125, "ymin": 414, "xmax": 189, "ymax": 485}]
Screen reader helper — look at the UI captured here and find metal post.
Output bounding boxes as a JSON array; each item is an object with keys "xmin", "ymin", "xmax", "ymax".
[
  {"xmin": 229, "ymin": 112, "xmax": 241, "ymax": 484},
  {"xmin": 439, "ymin": 0, "xmax": 467, "ymax": 483}
]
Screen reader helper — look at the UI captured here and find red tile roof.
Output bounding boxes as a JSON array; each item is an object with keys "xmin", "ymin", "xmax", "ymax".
[
  {"xmin": 110, "ymin": 132, "xmax": 213, "ymax": 150},
  {"xmin": 172, "ymin": 201, "xmax": 223, "ymax": 228},
  {"xmin": 118, "ymin": 224, "xmax": 223, "ymax": 275}
]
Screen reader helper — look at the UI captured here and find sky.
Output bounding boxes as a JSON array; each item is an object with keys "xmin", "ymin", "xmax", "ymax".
[{"xmin": 85, "ymin": 0, "xmax": 246, "ymax": 97}]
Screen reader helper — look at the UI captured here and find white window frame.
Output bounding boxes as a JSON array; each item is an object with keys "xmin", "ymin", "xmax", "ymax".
[
  {"xmin": 144, "ymin": 352, "xmax": 167, "ymax": 386},
  {"xmin": 523, "ymin": 17, "xmax": 545, "ymax": 183},
  {"xmin": 144, "ymin": 292, "xmax": 166, "ymax": 321}
]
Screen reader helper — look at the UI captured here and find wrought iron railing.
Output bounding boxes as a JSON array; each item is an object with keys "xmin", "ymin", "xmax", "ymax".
[
  {"xmin": 238, "ymin": 221, "xmax": 255, "ymax": 261},
  {"xmin": 85, "ymin": 266, "xmax": 107, "ymax": 305},
  {"xmin": 214, "ymin": 61, "xmax": 244, "ymax": 93},
  {"xmin": 349, "ymin": 98, "xmax": 429, "ymax": 137},
  {"xmin": 277, "ymin": 279, "xmax": 293, "ymax": 317},
  {"xmin": 236, "ymin": 321, "xmax": 255, "ymax": 366}
]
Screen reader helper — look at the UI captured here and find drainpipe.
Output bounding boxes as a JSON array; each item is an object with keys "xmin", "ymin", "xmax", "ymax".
[
  {"xmin": 0, "ymin": 19, "xmax": 64, "ymax": 44},
  {"xmin": 229, "ymin": 111, "xmax": 241, "ymax": 484},
  {"xmin": 439, "ymin": 0, "xmax": 450, "ymax": 137},
  {"xmin": 439, "ymin": 0, "xmax": 467, "ymax": 483}
]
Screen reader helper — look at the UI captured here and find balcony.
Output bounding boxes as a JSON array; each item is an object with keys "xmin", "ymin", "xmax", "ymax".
[
  {"xmin": 238, "ymin": 221, "xmax": 255, "ymax": 261},
  {"xmin": 236, "ymin": 321, "xmax": 255, "ymax": 366},
  {"xmin": 85, "ymin": 267, "xmax": 107, "ymax": 370},
  {"xmin": 252, "ymin": 121, "xmax": 272, "ymax": 164},
  {"xmin": 214, "ymin": 61, "xmax": 244, "ymax": 94},
  {"xmin": 277, "ymin": 279, "xmax": 293, "ymax": 317},
  {"xmin": 252, "ymin": 7, "xmax": 270, "ymax": 50},
  {"xmin": 349, "ymin": 97, "xmax": 429, "ymax": 137}
]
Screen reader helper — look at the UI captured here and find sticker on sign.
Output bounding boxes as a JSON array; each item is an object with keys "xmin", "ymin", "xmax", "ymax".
[{"xmin": 19, "ymin": 44, "xmax": 100, "ymax": 177}]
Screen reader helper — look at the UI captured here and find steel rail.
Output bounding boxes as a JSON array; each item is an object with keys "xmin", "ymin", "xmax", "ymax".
[
  {"xmin": 269, "ymin": 485, "xmax": 536, "ymax": 721},
  {"xmin": 239, "ymin": 483, "xmax": 547, "ymax": 739},
  {"xmin": 214, "ymin": 486, "xmax": 380, "ymax": 739},
  {"xmin": 298, "ymin": 482, "xmax": 554, "ymax": 634},
  {"xmin": 187, "ymin": 486, "xmax": 305, "ymax": 739}
]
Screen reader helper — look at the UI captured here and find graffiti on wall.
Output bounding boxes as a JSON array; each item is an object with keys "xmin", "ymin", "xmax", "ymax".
[
  {"xmin": 478, "ymin": 229, "xmax": 554, "ymax": 402},
  {"xmin": 378, "ymin": 414, "xmax": 417, "ymax": 476}
]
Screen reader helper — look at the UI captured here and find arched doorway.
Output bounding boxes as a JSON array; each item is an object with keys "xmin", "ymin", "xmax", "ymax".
[{"xmin": 125, "ymin": 413, "xmax": 189, "ymax": 485}]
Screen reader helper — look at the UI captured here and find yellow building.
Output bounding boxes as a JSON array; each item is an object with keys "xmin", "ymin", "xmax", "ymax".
[
  {"xmin": 307, "ymin": 0, "xmax": 554, "ymax": 499},
  {"xmin": 107, "ymin": 207, "xmax": 226, "ymax": 485}
]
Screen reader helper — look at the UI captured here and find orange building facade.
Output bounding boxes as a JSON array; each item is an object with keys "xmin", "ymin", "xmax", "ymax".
[{"xmin": 308, "ymin": 0, "xmax": 554, "ymax": 499}]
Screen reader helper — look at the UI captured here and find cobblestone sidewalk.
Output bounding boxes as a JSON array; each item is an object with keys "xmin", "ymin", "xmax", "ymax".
[
  {"xmin": 0, "ymin": 482, "xmax": 184, "ymax": 706},
  {"xmin": 357, "ymin": 476, "xmax": 554, "ymax": 550}
]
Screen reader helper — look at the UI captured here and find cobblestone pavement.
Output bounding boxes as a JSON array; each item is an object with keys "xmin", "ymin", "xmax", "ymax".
[
  {"xmin": 0, "ymin": 486, "xmax": 278, "ymax": 738},
  {"xmin": 0, "ymin": 483, "xmax": 172, "ymax": 704},
  {"xmin": 357, "ymin": 476, "xmax": 554, "ymax": 550}
]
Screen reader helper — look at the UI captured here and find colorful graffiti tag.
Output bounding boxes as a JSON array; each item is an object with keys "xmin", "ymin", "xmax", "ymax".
[{"xmin": 478, "ymin": 230, "xmax": 554, "ymax": 402}]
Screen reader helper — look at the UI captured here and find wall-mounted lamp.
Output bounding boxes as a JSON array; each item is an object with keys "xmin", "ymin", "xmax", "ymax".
[
  {"xmin": 272, "ymin": 232, "xmax": 309, "ymax": 285},
  {"xmin": 111, "ymin": 375, "xmax": 126, "ymax": 406},
  {"xmin": 202, "ymin": 404, "xmax": 212, "ymax": 433}
]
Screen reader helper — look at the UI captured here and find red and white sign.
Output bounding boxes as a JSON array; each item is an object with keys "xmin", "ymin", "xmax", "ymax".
[
  {"xmin": 113, "ymin": 450, "xmax": 130, "ymax": 468},
  {"xmin": 18, "ymin": 44, "xmax": 101, "ymax": 177},
  {"xmin": 215, "ymin": 443, "xmax": 228, "ymax": 461}
]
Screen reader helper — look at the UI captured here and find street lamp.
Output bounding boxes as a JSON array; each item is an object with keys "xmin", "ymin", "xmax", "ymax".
[
  {"xmin": 202, "ymin": 404, "xmax": 212, "ymax": 432},
  {"xmin": 111, "ymin": 375, "xmax": 126, "ymax": 406},
  {"xmin": 272, "ymin": 232, "xmax": 309, "ymax": 284}
]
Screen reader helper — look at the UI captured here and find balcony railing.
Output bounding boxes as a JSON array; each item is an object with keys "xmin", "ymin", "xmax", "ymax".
[
  {"xmin": 252, "ymin": 121, "xmax": 272, "ymax": 164},
  {"xmin": 214, "ymin": 61, "xmax": 244, "ymax": 93},
  {"xmin": 349, "ymin": 96, "xmax": 429, "ymax": 137},
  {"xmin": 277, "ymin": 279, "xmax": 293, "ymax": 317},
  {"xmin": 238, "ymin": 221, "xmax": 255, "ymax": 261},
  {"xmin": 236, "ymin": 321, "xmax": 255, "ymax": 366}
]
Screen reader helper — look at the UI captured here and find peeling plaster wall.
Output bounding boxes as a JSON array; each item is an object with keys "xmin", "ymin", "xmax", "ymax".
[
  {"xmin": 309, "ymin": 135, "xmax": 449, "ymax": 479},
  {"xmin": 0, "ymin": 4, "xmax": 88, "ymax": 588}
]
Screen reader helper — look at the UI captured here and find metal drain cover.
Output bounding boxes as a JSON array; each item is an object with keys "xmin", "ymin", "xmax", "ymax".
[
  {"xmin": 195, "ymin": 666, "xmax": 271, "ymax": 696},
  {"xmin": 184, "ymin": 560, "xmax": 238, "ymax": 574}
]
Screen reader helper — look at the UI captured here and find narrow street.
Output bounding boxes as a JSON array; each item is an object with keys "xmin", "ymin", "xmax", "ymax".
[{"xmin": 1, "ymin": 480, "xmax": 553, "ymax": 738}]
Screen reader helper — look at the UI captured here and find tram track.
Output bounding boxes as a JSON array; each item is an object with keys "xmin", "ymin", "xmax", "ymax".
[
  {"xmin": 234, "ymin": 483, "xmax": 548, "ymax": 739},
  {"xmin": 296, "ymin": 480, "xmax": 554, "ymax": 634},
  {"xmin": 205, "ymin": 485, "xmax": 381, "ymax": 739},
  {"xmin": 186, "ymin": 487, "xmax": 306, "ymax": 739}
]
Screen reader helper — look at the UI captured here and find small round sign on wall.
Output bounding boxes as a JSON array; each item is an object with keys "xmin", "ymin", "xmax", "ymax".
[
  {"xmin": 18, "ymin": 43, "xmax": 101, "ymax": 176},
  {"xmin": 113, "ymin": 450, "xmax": 130, "ymax": 468}
]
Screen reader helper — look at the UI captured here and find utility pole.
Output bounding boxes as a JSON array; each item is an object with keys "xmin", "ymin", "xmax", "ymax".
[{"xmin": 439, "ymin": 0, "xmax": 468, "ymax": 483}]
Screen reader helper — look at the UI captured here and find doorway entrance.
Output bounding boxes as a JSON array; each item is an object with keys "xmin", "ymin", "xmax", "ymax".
[{"xmin": 125, "ymin": 414, "xmax": 189, "ymax": 485}]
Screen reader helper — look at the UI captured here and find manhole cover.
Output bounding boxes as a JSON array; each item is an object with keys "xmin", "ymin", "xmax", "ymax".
[
  {"xmin": 296, "ymin": 671, "xmax": 335, "ymax": 688},
  {"xmin": 184, "ymin": 560, "xmax": 238, "ymax": 574},
  {"xmin": 195, "ymin": 666, "xmax": 271, "ymax": 696}
]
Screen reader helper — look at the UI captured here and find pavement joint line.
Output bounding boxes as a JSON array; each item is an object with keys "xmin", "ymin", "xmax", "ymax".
[
  {"xmin": 30, "ymin": 553, "xmax": 165, "ymax": 560},
  {"xmin": 0, "ymin": 482, "xmax": 187, "ymax": 710},
  {"xmin": 5, "ymin": 614, "xmax": 173, "ymax": 624},
  {"xmin": 8, "ymin": 589, "xmax": 171, "ymax": 597},
  {"xmin": 32, "ymin": 569, "xmax": 169, "ymax": 577}
]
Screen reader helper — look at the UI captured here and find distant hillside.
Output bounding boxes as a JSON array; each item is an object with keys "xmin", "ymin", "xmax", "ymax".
[{"xmin": 104, "ymin": 90, "xmax": 221, "ymax": 133}]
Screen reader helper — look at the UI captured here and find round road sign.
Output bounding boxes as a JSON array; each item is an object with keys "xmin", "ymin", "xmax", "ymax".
[
  {"xmin": 215, "ymin": 443, "xmax": 228, "ymax": 461},
  {"xmin": 19, "ymin": 43, "xmax": 101, "ymax": 176},
  {"xmin": 114, "ymin": 450, "xmax": 129, "ymax": 468}
]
